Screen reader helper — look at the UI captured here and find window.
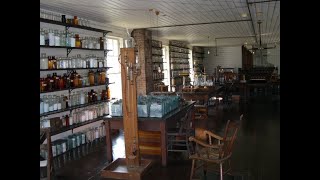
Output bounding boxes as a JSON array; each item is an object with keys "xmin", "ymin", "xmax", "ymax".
[{"xmin": 106, "ymin": 37, "xmax": 122, "ymax": 99}]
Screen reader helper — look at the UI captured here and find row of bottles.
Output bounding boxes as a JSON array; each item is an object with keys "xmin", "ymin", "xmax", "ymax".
[
  {"xmin": 40, "ymin": 88, "xmax": 110, "ymax": 114},
  {"xmin": 153, "ymin": 72, "xmax": 164, "ymax": 80},
  {"xmin": 40, "ymin": 53, "xmax": 107, "ymax": 70},
  {"xmin": 40, "ymin": 28, "xmax": 107, "ymax": 49},
  {"xmin": 40, "ymin": 102, "xmax": 109, "ymax": 128},
  {"xmin": 40, "ymin": 70, "xmax": 107, "ymax": 92},
  {"xmin": 40, "ymin": 125, "xmax": 105, "ymax": 159}
]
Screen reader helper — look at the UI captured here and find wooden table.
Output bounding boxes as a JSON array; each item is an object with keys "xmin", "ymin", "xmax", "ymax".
[{"xmin": 103, "ymin": 101, "xmax": 196, "ymax": 167}]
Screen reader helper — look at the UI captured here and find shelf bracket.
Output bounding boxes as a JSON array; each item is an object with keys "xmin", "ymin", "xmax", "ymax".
[{"xmin": 67, "ymin": 48, "xmax": 73, "ymax": 57}]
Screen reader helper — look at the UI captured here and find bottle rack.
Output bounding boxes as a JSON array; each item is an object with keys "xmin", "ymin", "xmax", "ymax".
[
  {"xmin": 169, "ymin": 40, "xmax": 190, "ymax": 92},
  {"xmin": 40, "ymin": 17, "xmax": 112, "ymax": 132},
  {"xmin": 151, "ymin": 40, "xmax": 166, "ymax": 91},
  {"xmin": 192, "ymin": 46, "xmax": 205, "ymax": 76}
]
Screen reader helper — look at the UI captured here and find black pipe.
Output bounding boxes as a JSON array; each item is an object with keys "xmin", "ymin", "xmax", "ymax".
[
  {"xmin": 216, "ymin": 35, "xmax": 256, "ymax": 40},
  {"xmin": 246, "ymin": 0, "xmax": 258, "ymax": 43},
  {"xmin": 258, "ymin": 21, "xmax": 262, "ymax": 46},
  {"xmin": 248, "ymin": 0, "xmax": 279, "ymax": 5},
  {"xmin": 147, "ymin": 19, "xmax": 251, "ymax": 29}
]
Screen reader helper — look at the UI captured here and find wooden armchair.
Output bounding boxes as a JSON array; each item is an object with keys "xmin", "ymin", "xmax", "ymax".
[
  {"xmin": 40, "ymin": 128, "xmax": 53, "ymax": 180},
  {"xmin": 189, "ymin": 118, "xmax": 241, "ymax": 180}
]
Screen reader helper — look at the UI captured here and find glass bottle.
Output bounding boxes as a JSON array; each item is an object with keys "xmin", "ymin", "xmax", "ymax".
[
  {"xmin": 100, "ymin": 70, "xmax": 106, "ymax": 85},
  {"xmin": 57, "ymin": 95, "xmax": 62, "ymax": 110},
  {"xmin": 74, "ymin": 16, "xmax": 78, "ymax": 25},
  {"xmin": 70, "ymin": 32, "xmax": 76, "ymax": 47},
  {"xmin": 40, "ymin": 98, "xmax": 44, "ymax": 114},
  {"xmin": 48, "ymin": 56, "xmax": 53, "ymax": 70},
  {"xmin": 48, "ymin": 29, "xmax": 55, "ymax": 46},
  {"xmin": 43, "ymin": 95, "xmax": 49, "ymax": 113},
  {"xmin": 54, "ymin": 30, "xmax": 60, "ymax": 46},
  {"xmin": 88, "ymin": 70, "xmax": 95, "ymax": 86},
  {"xmin": 107, "ymin": 87, "xmax": 111, "ymax": 100},
  {"xmin": 80, "ymin": 90, "xmax": 85, "ymax": 104},
  {"xmin": 66, "ymin": 31, "xmax": 71, "ymax": 47},
  {"xmin": 46, "ymin": 74, "xmax": 53, "ymax": 91},
  {"xmin": 60, "ymin": 30, "xmax": 66, "ymax": 46},
  {"xmin": 95, "ymin": 37, "xmax": 100, "ymax": 49},
  {"xmin": 40, "ymin": 28, "xmax": 45, "ymax": 45},
  {"xmin": 82, "ymin": 36, "xmax": 88, "ymax": 49},
  {"xmin": 88, "ymin": 37, "xmax": 93, "ymax": 49},
  {"xmin": 71, "ymin": 56, "xmax": 76, "ymax": 68},
  {"xmin": 60, "ymin": 95, "xmax": 66, "ymax": 109},
  {"xmin": 48, "ymin": 95, "xmax": 54, "ymax": 112},
  {"xmin": 52, "ymin": 56, "xmax": 57, "ymax": 69},
  {"xmin": 75, "ymin": 34, "xmax": 81, "ymax": 48},
  {"xmin": 76, "ymin": 54, "xmax": 82, "ymax": 68},
  {"xmin": 73, "ymin": 72, "xmax": 79, "ymax": 88},
  {"xmin": 40, "ymin": 53, "xmax": 48, "ymax": 70},
  {"xmin": 53, "ymin": 95, "xmax": 58, "ymax": 111},
  {"xmin": 44, "ymin": 30, "xmax": 49, "ymax": 46}
]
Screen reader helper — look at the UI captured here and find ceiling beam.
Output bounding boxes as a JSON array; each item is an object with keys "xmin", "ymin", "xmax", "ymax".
[
  {"xmin": 246, "ymin": 0, "xmax": 258, "ymax": 44},
  {"xmin": 248, "ymin": 0, "xmax": 279, "ymax": 5},
  {"xmin": 146, "ymin": 19, "xmax": 251, "ymax": 29}
]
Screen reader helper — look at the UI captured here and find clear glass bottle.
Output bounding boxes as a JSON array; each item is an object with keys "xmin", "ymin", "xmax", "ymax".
[
  {"xmin": 71, "ymin": 56, "xmax": 76, "ymax": 68},
  {"xmin": 60, "ymin": 95, "xmax": 65, "ymax": 109},
  {"xmin": 43, "ymin": 95, "xmax": 49, "ymax": 113},
  {"xmin": 57, "ymin": 95, "xmax": 62, "ymax": 110},
  {"xmin": 88, "ymin": 37, "xmax": 93, "ymax": 49},
  {"xmin": 54, "ymin": 30, "xmax": 60, "ymax": 46},
  {"xmin": 40, "ymin": 28, "xmax": 45, "ymax": 45},
  {"xmin": 76, "ymin": 54, "xmax": 82, "ymax": 68},
  {"xmin": 40, "ymin": 98, "xmax": 44, "ymax": 114},
  {"xmin": 70, "ymin": 32, "xmax": 76, "ymax": 47},
  {"xmin": 40, "ymin": 53, "xmax": 48, "ymax": 70},
  {"xmin": 66, "ymin": 31, "xmax": 71, "ymax": 47},
  {"xmin": 60, "ymin": 30, "xmax": 66, "ymax": 46},
  {"xmin": 48, "ymin": 95, "xmax": 54, "ymax": 112},
  {"xmin": 48, "ymin": 29, "xmax": 55, "ymax": 46},
  {"xmin": 53, "ymin": 95, "xmax": 58, "ymax": 111}
]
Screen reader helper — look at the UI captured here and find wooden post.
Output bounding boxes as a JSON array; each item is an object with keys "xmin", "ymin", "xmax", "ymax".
[{"xmin": 120, "ymin": 48, "xmax": 140, "ymax": 167}]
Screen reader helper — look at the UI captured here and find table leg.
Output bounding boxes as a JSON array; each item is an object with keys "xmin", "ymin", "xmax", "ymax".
[
  {"xmin": 160, "ymin": 121, "xmax": 167, "ymax": 167},
  {"xmin": 105, "ymin": 120, "xmax": 113, "ymax": 162}
]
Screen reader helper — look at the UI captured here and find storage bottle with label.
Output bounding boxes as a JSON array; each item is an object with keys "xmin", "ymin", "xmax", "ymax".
[{"xmin": 40, "ymin": 53, "xmax": 48, "ymax": 70}]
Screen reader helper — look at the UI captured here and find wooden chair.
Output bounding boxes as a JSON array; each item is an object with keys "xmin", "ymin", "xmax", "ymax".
[
  {"xmin": 189, "ymin": 117, "xmax": 241, "ymax": 180},
  {"xmin": 167, "ymin": 105, "xmax": 195, "ymax": 156},
  {"xmin": 40, "ymin": 128, "xmax": 53, "ymax": 180}
]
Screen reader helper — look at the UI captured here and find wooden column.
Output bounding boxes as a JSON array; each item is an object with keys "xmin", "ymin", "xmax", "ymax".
[
  {"xmin": 101, "ymin": 48, "xmax": 152, "ymax": 180},
  {"xmin": 120, "ymin": 48, "xmax": 140, "ymax": 167}
]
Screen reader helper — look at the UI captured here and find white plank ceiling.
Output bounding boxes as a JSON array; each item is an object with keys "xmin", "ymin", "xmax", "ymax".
[{"xmin": 40, "ymin": 0, "xmax": 280, "ymax": 47}]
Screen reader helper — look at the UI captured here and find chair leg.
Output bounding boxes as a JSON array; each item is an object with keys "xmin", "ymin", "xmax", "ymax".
[
  {"xmin": 203, "ymin": 162, "xmax": 207, "ymax": 176},
  {"xmin": 190, "ymin": 159, "xmax": 195, "ymax": 180},
  {"xmin": 220, "ymin": 163, "xmax": 223, "ymax": 180}
]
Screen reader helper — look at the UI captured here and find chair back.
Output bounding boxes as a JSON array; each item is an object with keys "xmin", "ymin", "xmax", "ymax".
[
  {"xmin": 178, "ymin": 105, "xmax": 194, "ymax": 134},
  {"xmin": 219, "ymin": 120, "xmax": 239, "ymax": 159}
]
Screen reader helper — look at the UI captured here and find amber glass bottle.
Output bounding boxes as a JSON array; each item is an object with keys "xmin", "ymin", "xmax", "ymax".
[
  {"xmin": 107, "ymin": 87, "xmax": 110, "ymax": 100},
  {"xmin": 48, "ymin": 56, "xmax": 53, "ymax": 70},
  {"xmin": 73, "ymin": 72, "xmax": 79, "ymax": 87},
  {"xmin": 75, "ymin": 34, "xmax": 81, "ymax": 48},
  {"xmin": 88, "ymin": 70, "xmax": 95, "ymax": 86}
]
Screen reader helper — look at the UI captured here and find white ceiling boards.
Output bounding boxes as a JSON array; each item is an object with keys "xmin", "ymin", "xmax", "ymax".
[{"xmin": 40, "ymin": 0, "xmax": 280, "ymax": 47}]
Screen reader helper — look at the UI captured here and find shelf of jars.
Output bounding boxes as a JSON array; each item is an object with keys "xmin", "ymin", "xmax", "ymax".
[
  {"xmin": 40, "ymin": 67, "xmax": 112, "ymax": 71},
  {"xmin": 40, "ymin": 99, "xmax": 109, "ymax": 117},
  {"xmin": 40, "ymin": 17, "xmax": 111, "ymax": 34},
  {"xmin": 40, "ymin": 45, "xmax": 112, "ymax": 51},
  {"xmin": 40, "ymin": 83, "xmax": 111, "ymax": 94}
]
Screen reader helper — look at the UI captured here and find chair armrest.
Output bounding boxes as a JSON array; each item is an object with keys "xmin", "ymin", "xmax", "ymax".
[
  {"xmin": 204, "ymin": 130, "xmax": 223, "ymax": 141},
  {"xmin": 189, "ymin": 136, "xmax": 221, "ymax": 149}
]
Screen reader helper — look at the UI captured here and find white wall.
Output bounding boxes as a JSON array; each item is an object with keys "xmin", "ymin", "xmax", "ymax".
[{"xmin": 203, "ymin": 46, "xmax": 242, "ymax": 74}]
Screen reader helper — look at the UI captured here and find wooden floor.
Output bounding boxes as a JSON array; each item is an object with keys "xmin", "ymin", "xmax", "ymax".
[{"xmin": 53, "ymin": 94, "xmax": 280, "ymax": 180}]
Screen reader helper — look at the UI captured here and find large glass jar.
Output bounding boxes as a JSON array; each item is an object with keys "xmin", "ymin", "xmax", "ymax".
[
  {"xmin": 82, "ymin": 36, "xmax": 88, "ymax": 49},
  {"xmin": 71, "ymin": 56, "xmax": 77, "ymax": 68},
  {"xmin": 40, "ymin": 53, "xmax": 48, "ymax": 70}
]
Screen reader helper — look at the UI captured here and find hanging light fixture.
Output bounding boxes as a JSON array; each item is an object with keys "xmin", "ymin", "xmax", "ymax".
[{"xmin": 207, "ymin": 36, "xmax": 210, "ymax": 54}]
